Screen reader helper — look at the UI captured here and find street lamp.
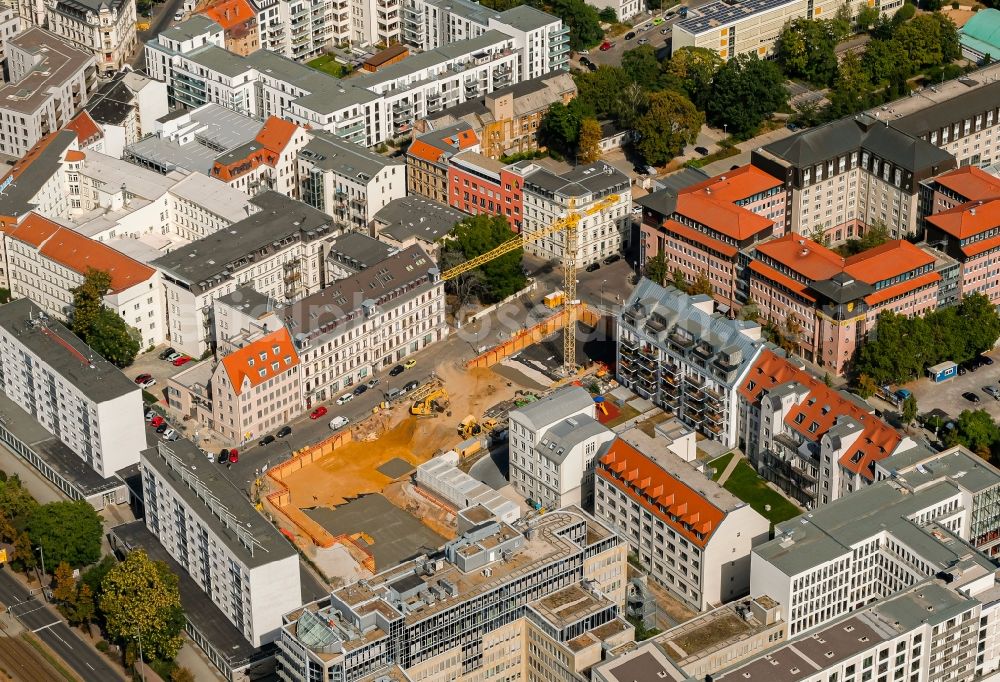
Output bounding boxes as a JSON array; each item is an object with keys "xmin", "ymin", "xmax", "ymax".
[
  {"xmin": 35, "ymin": 546, "xmax": 45, "ymax": 582},
  {"xmin": 601, "ymin": 279, "xmax": 607, "ymax": 309}
]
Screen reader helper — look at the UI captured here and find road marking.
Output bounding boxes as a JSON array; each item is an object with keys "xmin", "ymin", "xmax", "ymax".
[
  {"xmin": 31, "ymin": 622, "xmax": 58, "ymax": 633},
  {"xmin": 86, "ymin": 663, "xmax": 94, "ymax": 670}
]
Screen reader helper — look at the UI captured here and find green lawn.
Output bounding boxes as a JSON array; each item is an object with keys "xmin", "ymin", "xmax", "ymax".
[
  {"xmin": 707, "ymin": 452, "xmax": 734, "ymax": 481},
  {"xmin": 722, "ymin": 460, "xmax": 801, "ymax": 527},
  {"xmin": 307, "ymin": 55, "xmax": 348, "ymax": 78}
]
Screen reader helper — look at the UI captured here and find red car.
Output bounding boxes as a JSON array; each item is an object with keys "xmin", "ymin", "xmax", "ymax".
[
  {"xmin": 310, "ymin": 406, "xmax": 328, "ymax": 420},
  {"xmin": 600, "ymin": 41, "xmax": 613, "ymax": 51},
  {"xmin": 172, "ymin": 356, "xmax": 192, "ymax": 366},
  {"xmin": 150, "ymin": 415, "xmax": 165, "ymax": 427},
  {"xmin": 134, "ymin": 373, "xmax": 152, "ymax": 384},
  {"xmin": 228, "ymin": 449, "xmax": 239, "ymax": 464}
]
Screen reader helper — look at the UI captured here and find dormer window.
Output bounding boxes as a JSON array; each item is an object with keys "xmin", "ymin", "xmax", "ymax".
[{"xmin": 248, "ymin": 358, "xmax": 254, "ymax": 367}]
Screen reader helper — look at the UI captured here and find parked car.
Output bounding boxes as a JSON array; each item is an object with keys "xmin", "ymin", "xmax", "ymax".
[
  {"xmin": 150, "ymin": 415, "xmax": 165, "ymax": 427},
  {"xmin": 367, "ymin": 378, "xmax": 380, "ymax": 388},
  {"xmin": 276, "ymin": 425, "xmax": 292, "ymax": 438},
  {"xmin": 158, "ymin": 347, "xmax": 176, "ymax": 360},
  {"xmin": 310, "ymin": 406, "xmax": 328, "ymax": 420},
  {"xmin": 652, "ymin": 16, "xmax": 664, "ymax": 24},
  {"xmin": 218, "ymin": 449, "xmax": 230, "ymax": 464},
  {"xmin": 336, "ymin": 392, "xmax": 354, "ymax": 405},
  {"xmin": 259, "ymin": 434, "xmax": 276, "ymax": 446},
  {"xmin": 404, "ymin": 359, "xmax": 417, "ymax": 369},
  {"xmin": 624, "ymin": 31, "xmax": 636, "ymax": 39},
  {"xmin": 162, "ymin": 428, "xmax": 178, "ymax": 440},
  {"xmin": 135, "ymin": 375, "xmax": 156, "ymax": 389},
  {"xmin": 389, "ymin": 364, "xmax": 405, "ymax": 376},
  {"xmin": 228, "ymin": 449, "xmax": 239, "ymax": 464},
  {"xmin": 694, "ymin": 146, "xmax": 709, "ymax": 156},
  {"xmin": 586, "ymin": 61, "xmax": 598, "ymax": 71},
  {"xmin": 958, "ymin": 365, "xmax": 968, "ymax": 375},
  {"xmin": 165, "ymin": 352, "xmax": 181, "ymax": 362},
  {"xmin": 586, "ymin": 262, "xmax": 600, "ymax": 272},
  {"xmin": 329, "ymin": 415, "xmax": 349, "ymax": 430},
  {"xmin": 637, "ymin": 38, "xmax": 649, "ymax": 45},
  {"xmin": 984, "ymin": 386, "xmax": 1000, "ymax": 400},
  {"xmin": 603, "ymin": 254, "xmax": 621, "ymax": 265},
  {"xmin": 172, "ymin": 356, "xmax": 192, "ymax": 367},
  {"xmin": 599, "ymin": 41, "xmax": 613, "ymax": 51},
  {"xmin": 403, "ymin": 380, "xmax": 419, "ymax": 392},
  {"xmin": 982, "ymin": 355, "xmax": 995, "ymax": 366},
  {"xmin": 173, "ymin": 10, "xmax": 183, "ymax": 20},
  {"xmin": 155, "ymin": 423, "xmax": 169, "ymax": 434},
  {"xmin": 660, "ymin": 27, "xmax": 669, "ymax": 34},
  {"xmin": 144, "ymin": 408, "xmax": 155, "ymax": 421},
  {"xmin": 964, "ymin": 391, "xmax": 982, "ymax": 403},
  {"xmin": 353, "ymin": 384, "xmax": 368, "ymax": 396},
  {"xmin": 578, "ymin": 49, "xmax": 589, "ymax": 55}
]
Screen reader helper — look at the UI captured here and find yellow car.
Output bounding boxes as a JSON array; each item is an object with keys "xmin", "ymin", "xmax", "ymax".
[{"xmin": 404, "ymin": 359, "xmax": 416, "ymax": 369}]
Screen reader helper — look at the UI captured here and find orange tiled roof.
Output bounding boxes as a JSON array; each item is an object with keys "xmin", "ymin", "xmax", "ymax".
[
  {"xmin": 741, "ymin": 349, "xmax": 902, "ymax": 480},
  {"xmin": 748, "ymin": 259, "xmax": 816, "ymax": 302},
  {"xmin": 933, "ymin": 165, "xmax": 1000, "ymax": 202},
  {"xmin": 597, "ymin": 438, "xmax": 725, "ymax": 548},
  {"xmin": 64, "ymin": 111, "xmax": 102, "ymax": 147},
  {"xmin": 408, "ymin": 128, "xmax": 479, "ymax": 164},
  {"xmin": 843, "ymin": 240, "xmax": 935, "ymax": 284},
  {"xmin": 681, "ymin": 164, "xmax": 783, "ymax": 203},
  {"xmin": 212, "ymin": 147, "xmax": 276, "ymax": 181},
  {"xmin": 221, "ymin": 328, "xmax": 299, "ymax": 396},
  {"xmin": 926, "ymin": 198, "xmax": 1000, "ymax": 240},
  {"xmin": 199, "ymin": 0, "xmax": 255, "ymax": 30},
  {"xmin": 10, "ymin": 213, "xmax": 155, "ymax": 293},
  {"xmin": 255, "ymin": 116, "xmax": 298, "ymax": 153},
  {"xmin": 864, "ymin": 271, "xmax": 940, "ymax": 307},
  {"xmin": 673, "ymin": 193, "xmax": 772, "ymax": 241},
  {"xmin": 64, "ymin": 150, "xmax": 86, "ymax": 162},
  {"xmin": 211, "ymin": 116, "xmax": 299, "ymax": 181},
  {"xmin": 754, "ymin": 233, "xmax": 845, "ymax": 281},
  {"xmin": 961, "ymin": 232, "xmax": 1000, "ymax": 258},
  {"xmin": 663, "ymin": 218, "xmax": 738, "ymax": 257}
]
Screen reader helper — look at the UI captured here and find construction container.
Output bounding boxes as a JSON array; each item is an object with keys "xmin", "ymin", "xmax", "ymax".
[{"xmin": 543, "ymin": 291, "xmax": 565, "ymax": 308}]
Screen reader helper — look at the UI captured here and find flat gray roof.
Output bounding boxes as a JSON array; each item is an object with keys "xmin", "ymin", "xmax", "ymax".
[
  {"xmin": 522, "ymin": 161, "xmax": 630, "ymax": 199},
  {"xmin": 881, "ymin": 446, "xmax": 1000, "ymax": 495},
  {"xmin": 159, "ymin": 15, "xmax": 221, "ymax": 42},
  {"xmin": 0, "ymin": 298, "xmax": 141, "ymax": 404},
  {"xmin": 496, "ymin": 5, "xmax": 558, "ymax": 31},
  {"xmin": 2, "ymin": 28, "xmax": 94, "ymax": 114},
  {"xmin": 374, "ymin": 196, "xmax": 464, "ymax": 243},
  {"xmin": 141, "ymin": 439, "xmax": 298, "ymax": 569},
  {"xmin": 328, "ymin": 232, "xmax": 397, "ymax": 269},
  {"xmin": 511, "ymin": 386, "xmax": 595, "ymax": 431},
  {"xmin": 187, "ymin": 43, "xmax": 253, "ymax": 78},
  {"xmin": 299, "ymin": 131, "xmax": 401, "ymax": 180},
  {"xmin": 535, "ymin": 415, "xmax": 608, "ymax": 464}
]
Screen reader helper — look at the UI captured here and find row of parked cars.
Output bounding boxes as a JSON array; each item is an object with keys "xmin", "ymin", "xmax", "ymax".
[
  {"xmin": 958, "ymin": 355, "xmax": 996, "ymax": 403},
  {"xmin": 145, "ymin": 407, "xmax": 180, "ymax": 442}
]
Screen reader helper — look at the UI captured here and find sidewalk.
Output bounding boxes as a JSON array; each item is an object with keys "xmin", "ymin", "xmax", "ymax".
[
  {"xmin": 175, "ymin": 640, "xmax": 225, "ymax": 681},
  {"xmin": 716, "ymin": 451, "xmax": 742, "ymax": 486},
  {"xmin": 0, "ymin": 443, "xmax": 65, "ymax": 504}
]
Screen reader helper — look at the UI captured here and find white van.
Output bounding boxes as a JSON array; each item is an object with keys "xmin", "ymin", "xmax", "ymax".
[{"xmin": 329, "ymin": 415, "xmax": 349, "ymax": 430}]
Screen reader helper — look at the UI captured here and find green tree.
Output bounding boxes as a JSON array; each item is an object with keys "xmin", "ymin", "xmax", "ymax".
[
  {"xmin": 862, "ymin": 38, "xmax": 913, "ymax": 86},
  {"xmin": 827, "ymin": 51, "xmax": 870, "ymax": 118},
  {"xmin": 0, "ymin": 288, "xmax": 10, "ymax": 304},
  {"xmin": 634, "ymin": 91, "xmax": 704, "ymax": 165},
  {"xmin": 27, "ymin": 500, "xmax": 102, "ymax": 568},
  {"xmin": 671, "ymin": 267, "xmax": 688, "ymax": 291},
  {"xmin": 707, "ymin": 55, "xmax": 788, "ymax": 138},
  {"xmin": 441, "ymin": 215, "xmax": 527, "ymax": 304},
  {"xmin": 573, "ymin": 66, "xmax": 627, "ymax": 120},
  {"xmin": 777, "ymin": 18, "xmax": 840, "ymax": 86},
  {"xmin": 80, "ymin": 554, "xmax": 116, "ymax": 602},
  {"xmin": 855, "ymin": 373, "xmax": 879, "ymax": 399},
  {"xmin": 14, "ymin": 532, "xmax": 35, "ymax": 574},
  {"xmin": 70, "ymin": 269, "xmax": 140, "ymax": 368},
  {"xmin": 856, "ymin": 2, "xmax": 880, "ymax": 31},
  {"xmin": 0, "ymin": 475, "xmax": 38, "ymax": 523},
  {"xmin": 0, "ymin": 515, "xmax": 15, "ymax": 545},
  {"xmin": 901, "ymin": 394, "xmax": 918, "ymax": 425},
  {"xmin": 954, "ymin": 293, "xmax": 1000, "ymax": 362},
  {"xmin": 52, "ymin": 562, "xmax": 77, "ymax": 604},
  {"xmin": 738, "ymin": 301, "xmax": 760, "ymax": 322},
  {"xmin": 537, "ymin": 0, "xmax": 603, "ymax": 50},
  {"xmin": 597, "ymin": 6, "xmax": 616, "ymax": 22},
  {"xmin": 70, "ymin": 268, "xmax": 111, "ymax": 339},
  {"xmin": 100, "ymin": 550, "xmax": 185, "ymax": 662},
  {"xmin": 72, "ymin": 582, "xmax": 96, "ymax": 627},
  {"xmin": 945, "ymin": 409, "xmax": 1000, "ymax": 459},
  {"xmin": 622, "ymin": 45, "xmax": 664, "ymax": 90},
  {"xmin": 688, "ymin": 271, "xmax": 714, "ymax": 296},
  {"xmin": 539, "ymin": 101, "xmax": 582, "ymax": 156},
  {"xmin": 643, "ymin": 252, "xmax": 669, "ymax": 286},
  {"xmin": 663, "ymin": 47, "xmax": 723, "ymax": 111},
  {"xmin": 894, "ymin": 2, "xmax": 916, "ymax": 22},
  {"xmin": 855, "ymin": 311, "xmax": 928, "ymax": 384},
  {"xmin": 858, "ymin": 220, "xmax": 889, "ymax": 250},
  {"xmin": 578, "ymin": 118, "xmax": 602, "ymax": 163}
]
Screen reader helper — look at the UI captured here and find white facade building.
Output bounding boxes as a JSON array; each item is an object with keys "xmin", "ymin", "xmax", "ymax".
[
  {"xmin": 44, "ymin": 0, "xmax": 137, "ymax": 74},
  {"xmin": 0, "ymin": 298, "xmax": 146, "ymax": 478},
  {"xmin": 0, "ymin": 3, "xmax": 22, "ymax": 62},
  {"xmin": 84, "ymin": 71, "xmax": 169, "ymax": 158},
  {"xmin": 141, "ymin": 439, "xmax": 302, "ymax": 647}
]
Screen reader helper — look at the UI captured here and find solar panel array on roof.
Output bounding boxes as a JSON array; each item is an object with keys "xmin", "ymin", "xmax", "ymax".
[{"xmin": 678, "ymin": 0, "xmax": 794, "ymax": 33}]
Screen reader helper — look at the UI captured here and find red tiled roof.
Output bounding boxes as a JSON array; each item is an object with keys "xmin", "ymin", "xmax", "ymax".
[
  {"xmin": 926, "ymin": 198, "xmax": 1000, "ymax": 240},
  {"xmin": 741, "ymin": 349, "xmax": 902, "ymax": 481},
  {"xmin": 199, "ymin": 0, "xmax": 255, "ymax": 30},
  {"xmin": 597, "ymin": 438, "xmax": 725, "ymax": 548},
  {"xmin": 255, "ymin": 116, "xmax": 298, "ymax": 153},
  {"xmin": 843, "ymin": 240, "xmax": 935, "ymax": 284},
  {"xmin": 962, "ymin": 233, "xmax": 1000, "ymax": 258},
  {"xmin": 10, "ymin": 213, "xmax": 155, "ymax": 293},
  {"xmin": 681, "ymin": 165, "xmax": 783, "ymax": 203},
  {"xmin": 673, "ymin": 193, "xmax": 772, "ymax": 241},
  {"xmin": 748, "ymin": 260, "xmax": 816, "ymax": 302},
  {"xmin": 864, "ymin": 271, "xmax": 940, "ymax": 306},
  {"xmin": 933, "ymin": 165, "xmax": 1000, "ymax": 203},
  {"xmin": 64, "ymin": 111, "xmax": 102, "ymax": 147},
  {"xmin": 211, "ymin": 116, "xmax": 300, "ymax": 181},
  {"xmin": 407, "ymin": 128, "xmax": 479, "ymax": 164},
  {"xmin": 221, "ymin": 328, "xmax": 299, "ymax": 396},
  {"xmin": 663, "ymin": 218, "xmax": 738, "ymax": 257},
  {"xmin": 754, "ymin": 233, "xmax": 845, "ymax": 281},
  {"xmin": 64, "ymin": 150, "xmax": 86, "ymax": 162}
]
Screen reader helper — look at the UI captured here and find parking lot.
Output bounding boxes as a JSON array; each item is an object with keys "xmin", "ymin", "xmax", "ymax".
[{"xmin": 907, "ymin": 350, "xmax": 1000, "ymax": 420}]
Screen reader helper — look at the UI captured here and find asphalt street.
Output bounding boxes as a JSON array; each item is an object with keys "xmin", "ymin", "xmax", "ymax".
[
  {"xmin": 0, "ymin": 569, "xmax": 123, "ymax": 680},
  {"xmin": 130, "ymin": 0, "xmax": 188, "ymax": 70}
]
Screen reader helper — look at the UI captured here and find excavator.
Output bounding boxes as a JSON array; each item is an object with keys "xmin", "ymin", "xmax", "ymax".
[
  {"xmin": 458, "ymin": 415, "xmax": 498, "ymax": 439},
  {"xmin": 410, "ymin": 387, "xmax": 450, "ymax": 417}
]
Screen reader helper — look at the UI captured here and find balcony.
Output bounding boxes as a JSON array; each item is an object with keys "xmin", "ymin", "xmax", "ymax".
[
  {"xmin": 392, "ymin": 100, "xmax": 413, "ymax": 114},
  {"xmin": 668, "ymin": 332, "xmax": 694, "ymax": 352},
  {"xmin": 684, "ymin": 373, "xmax": 705, "ymax": 388},
  {"xmin": 662, "ymin": 362, "xmax": 679, "ymax": 376},
  {"xmin": 620, "ymin": 337, "xmax": 638, "ymax": 353}
]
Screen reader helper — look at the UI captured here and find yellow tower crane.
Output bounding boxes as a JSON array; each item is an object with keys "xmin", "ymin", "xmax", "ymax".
[{"xmin": 441, "ymin": 193, "xmax": 620, "ymax": 374}]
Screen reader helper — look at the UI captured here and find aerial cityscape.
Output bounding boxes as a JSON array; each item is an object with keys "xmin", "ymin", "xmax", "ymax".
[{"xmin": 0, "ymin": 0, "xmax": 995, "ymax": 679}]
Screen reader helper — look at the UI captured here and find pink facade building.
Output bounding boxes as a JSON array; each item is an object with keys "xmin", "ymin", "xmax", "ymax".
[
  {"xmin": 446, "ymin": 150, "xmax": 523, "ymax": 231},
  {"xmin": 638, "ymin": 165, "xmax": 786, "ymax": 309},
  {"xmin": 749, "ymin": 234, "xmax": 941, "ymax": 375}
]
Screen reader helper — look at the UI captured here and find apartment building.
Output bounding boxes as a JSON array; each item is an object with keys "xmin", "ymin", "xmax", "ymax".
[
  {"xmin": 196, "ymin": 0, "xmax": 259, "ymax": 55},
  {"xmin": 211, "ymin": 115, "xmax": 309, "ymax": 199},
  {"xmin": 402, "ymin": 0, "xmax": 569, "ymax": 80},
  {"xmin": 738, "ymin": 348, "xmax": 917, "ymax": 509},
  {"xmin": 152, "ymin": 192, "xmax": 339, "ymax": 356},
  {"xmin": 5, "ymin": 213, "xmax": 165, "ymax": 348},
  {"xmin": 0, "ymin": 3, "xmax": 21, "ymax": 62},
  {"xmin": 750, "ymin": 447, "xmax": 1000, "ymax": 636},
  {"xmin": 508, "ymin": 385, "xmax": 616, "ymax": 510},
  {"xmin": 420, "ymin": 72, "xmax": 576, "ymax": 160},
  {"xmin": 672, "ymin": 0, "xmax": 902, "ymax": 61},
  {"xmin": 0, "ymin": 298, "xmax": 146, "ymax": 479},
  {"xmin": 372, "ymin": 195, "xmax": 464, "ymax": 259},
  {"xmin": 595, "ymin": 432, "xmax": 770, "ymax": 611},
  {"xmin": 748, "ymin": 233, "xmax": 944, "ymax": 375},
  {"xmin": 210, "ymin": 328, "xmax": 302, "ymax": 443},
  {"xmin": 516, "ymin": 160, "xmax": 632, "ymax": 266},
  {"xmin": 617, "ymin": 279, "xmax": 767, "ymax": 447},
  {"xmin": 277, "ymin": 507, "xmax": 629, "ymax": 681},
  {"xmin": 84, "ymin": 71, "xmax": 169, "ymax": 159},
  {"xmin": 715, "ymin": 569, "xmax": 1000, "ymax": 682},
  {"xmin": 446, "ymin": 150, "xmax": 524, "ymax": 230},
  {"xmin": 638, "ymin": 165, "xmax": 786, "ymax": 309},
  {"xmin": 44, "ymin": 0, "xmax": 137, "ymax": 74},
  {"xmin": 274, "ymin": 246, "xmax": 445, "ymax": 403},
  {"xmin": 407, "ymin": 123, "xmax": 480, "ymax": 202},
  {"xmin": 0, "ymin": 28, "xmax": 97, "ymax": 158},
  {"xmin": 140, "ymin": 440, "xmax": 303, "ymax": 648},
  {"xmin": 752, "ymin": 113, "xmax": 956, "ymax": 243},
  {"xmin": 297, "ymin": 131, "xmax": 406, "ymax": 229}
]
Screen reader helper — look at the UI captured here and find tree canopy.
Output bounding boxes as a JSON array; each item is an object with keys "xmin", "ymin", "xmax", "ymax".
[
  {"xmin": 944, "ymin": 409, "xmax": 1000, "ymax": 460},
  {"xmin": 27, "ymin": 500, "xmax": 103, "ymax": 568},
  {"xmin": 441, "ymin": 215, "xmax": 527, "ymax": 304},
  {"xmin": 577, "ymin": 118, "xmax": 601, "ymax": 163},
  {"xmin": 531, "ymin": 0, "xmax": 602, "ymax": 50},
  {"xmin": 71, "ymin": 268, "xmax": 140, "ymax": 368},
  {"xmin": 633, "ymin": 91, "xmax": 703, "ymax": 165},
  {"xmin": 777, "ymin": 18, "xmax": 841, "ymax": 86},
  {"xmin": 706, "ymin": 54, "xmax": 788, "ymax": 138},
  {"xmin": 663, "ymin": 47, "xmax": 723, "ymax": 111},
  {"xmin": 100, "ymin": 550, "xmax": 185, "ymax": 662}
]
